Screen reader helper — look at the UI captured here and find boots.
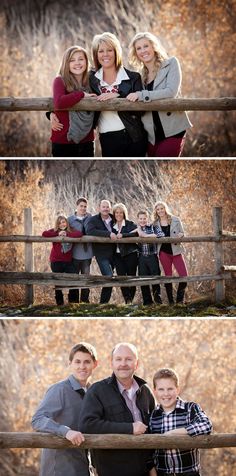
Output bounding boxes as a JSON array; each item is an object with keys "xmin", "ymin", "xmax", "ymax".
[
  {"xmin": 176, "ymin": 282, "xmax": 187, "ymax": 304},
  {"xmin": 165, "ymin": 283, "xmax": 174, "ymax": 305}
]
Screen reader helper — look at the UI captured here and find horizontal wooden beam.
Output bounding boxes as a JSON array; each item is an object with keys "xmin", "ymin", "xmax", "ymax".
[
  {"xmin": 0, "ymin": 97, "xmax": 236, "ymax": 111},
  {"xmin": 0, "ymin": 432, "xmax": 235, "ymax": 450},
  {"xmin": 0, "ymin": 234, "xmax": 235, "ymax": 244},
  {"xmin": 0, "ymin": 271, "xmax": 231, "ymax": 288},
  {"xmin": 222, "ymin": 265, "xmax": 236, "ymax": 271}
]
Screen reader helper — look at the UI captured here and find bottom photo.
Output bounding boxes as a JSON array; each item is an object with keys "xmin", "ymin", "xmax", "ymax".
[{"xmin": 0, "ymin": 318, "xmax": 235, "ymax": 476}]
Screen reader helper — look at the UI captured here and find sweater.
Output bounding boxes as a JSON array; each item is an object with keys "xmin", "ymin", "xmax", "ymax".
[{"xmin": 42, "ymin": 229, "xmax": 83, "ymax": 262}]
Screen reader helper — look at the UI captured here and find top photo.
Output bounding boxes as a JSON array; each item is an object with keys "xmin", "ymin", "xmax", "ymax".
[{"xmin": 0, "ymin": 0, "xmax": 235, "ymax": 158}]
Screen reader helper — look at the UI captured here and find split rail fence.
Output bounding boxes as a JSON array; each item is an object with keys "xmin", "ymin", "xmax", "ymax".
[
  {"xmin": 0, "ymin": 96, "xmax": 236, "ymax": 112},
  {"xmin": 0, "ymin": 431, "xmax": 236, "ymax": 450},
  {"xmin": 0, "ymin": 206, "xmax": 235, "ymax": 305}
]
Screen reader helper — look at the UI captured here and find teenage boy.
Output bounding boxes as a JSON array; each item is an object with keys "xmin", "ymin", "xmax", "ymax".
[
  {"xmin": 68, "ymin": 197, "xmax": 93, "ymax": 303},
  {"xmin": 80, "ymin": 342, "xmax": 156, "ymax": 476},
  {"xmin": 136, "ymin": 210, "xmax": 165, "ymax": 305},
  {"xmin": 32, "ymin": 342, "xmax": 98, "ymax": 476},
  {"xmin": 85, "ymin": 199, "xmax": 117, "ymax": 303},
  {"xmin": 149, "ymin": 368, "xmax": 212, "ymax": 476}
]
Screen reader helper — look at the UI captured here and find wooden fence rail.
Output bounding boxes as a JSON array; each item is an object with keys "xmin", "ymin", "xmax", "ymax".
[
  {"xmin": 0, "ymin": 432, "xmax": 235, "ymax": 450},
  {"xmin": 1, "ymin": 207, "xmax": 235, "ymax": 304},
  {"xmin": 0, "ymin": 97, "xmax": 236, "ymax": 112}
]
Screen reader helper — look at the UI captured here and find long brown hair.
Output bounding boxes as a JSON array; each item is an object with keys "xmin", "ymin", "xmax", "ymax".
[
  {"xmin": 58, "ymin": 45, "xmax": 89, "ymax": 91},
  {"xmin": 54, "ymin": 215, "xmax": 71, "ymax": 232}
]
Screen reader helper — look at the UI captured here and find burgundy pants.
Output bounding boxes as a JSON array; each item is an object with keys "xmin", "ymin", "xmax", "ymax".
[
  {"xmin": 159, "ymin": 251, "xmax": 188, "ymax": 277},
  {"xmin": 147, "ymin": 136, "xmax": 185, "ymax": 157}
]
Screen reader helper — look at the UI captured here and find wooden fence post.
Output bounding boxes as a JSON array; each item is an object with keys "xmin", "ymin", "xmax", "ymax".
[
  {"xmin": 213, "ymin": 207, "xmax": 225, "ymax": 302},
  {"xmin": 24, "ymin": 208, "xmax": 34, "ymax": 305}
]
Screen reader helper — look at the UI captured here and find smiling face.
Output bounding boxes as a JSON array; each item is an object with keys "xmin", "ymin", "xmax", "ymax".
[
  {"xmin": 134, "ymin": 37, "xmax": 155, "ymax": 65},
  {"xmin": 138, "ymin": 213, "xmax": 148, "ymax": 227},
  {"xmin": 69, "ymin": 351, "xmax": 97, "ymax": 386},
  {"xmin": 99, "ymin": 200, "xmax": 111, "ymax": 219},
  {"xmin": 76, "ymin": 200, "xmax": 87, "ymax": 217},
  {"xmin": 97, "ymin": 41, "xmax": 116, "ymax": 69},
  {"xmin": 112, "ymin": 345, "xmax": 138, "ymax": 385},
  {"xmin": 114, "ymin": 207, "xmax": 124, "ymax": 223},
  {"xmin": 69, "ymin": 51, "xmax": 87, "ymax": 77},
  {"xmin": 155, "ymin": 204, "xmax": 167, "ymax": 219},
  {"xmin": 154, "ymin": 377, "xmax": 179, "ymax": 412},
  {"xmin": 58, "ymin": 218, "xmax": 68, "ymax": 230}
]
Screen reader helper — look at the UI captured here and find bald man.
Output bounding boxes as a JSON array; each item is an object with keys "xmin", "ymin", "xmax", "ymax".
[
  {"xmin": 85, "ymin": 199, "xmax": 117, "ymax": 303},
  {"xmin": 80, "ymin": 343, "xmax": 155, "ymax": 476}
]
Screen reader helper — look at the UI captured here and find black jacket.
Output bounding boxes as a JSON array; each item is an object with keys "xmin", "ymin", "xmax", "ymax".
[
  {"xmin": 89, "ymin": 68, "xmax": 147, "ymax": 143},
  {"xmin": 112, "ymin": 219, "xmax": 138, "ymax": 257},
  {"xmin": 79, "ymin": 373, "xmax": 155, "ymax": 476},
  {"xmin": 85, "ymin": 213, "xmax": 115, "ymax": 259}
]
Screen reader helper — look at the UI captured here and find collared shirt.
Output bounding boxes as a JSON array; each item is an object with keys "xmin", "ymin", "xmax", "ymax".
[
  {"xmin": 139, "ymin": 224, "xmax": 165, "ymax": 256},
  {"xmin": 117, "ymin": 378, "xmax": 142, "ymax": 422},
  {"xmin": 95, "ymin": 66, "xmax": 129, "ymax": 133},
  {"xmin": 149, "ymin": 397, "xmax": 212, "ymax": 474},
  {"xmin": 103, "ymin": 216, "xmax": 112, "ymax": 232},
  {"xmin": 113, "ymin": 220, "xmax": 125, "ymax": 253}
]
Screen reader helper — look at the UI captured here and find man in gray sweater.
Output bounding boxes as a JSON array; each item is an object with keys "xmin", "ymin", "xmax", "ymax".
[
  {"xmin": 68, "ymin": 197, "xmax": 94, "ymax": 303},
  {"xmin": 32, "ymin": 342, "xmax": 98, "ymax": 476}
]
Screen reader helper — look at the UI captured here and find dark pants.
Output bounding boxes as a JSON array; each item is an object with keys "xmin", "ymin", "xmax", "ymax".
[
  {"xmin": 51, "ymin": 261, "xmax": 76, "ymax": 305},
  {"xmin": 138, "ymin": 254, "xmax": 162, "ymax": 305},
  {"xmin": 68, "ymin": 258, "xmax": 91, "ymax": 303},
  {"xmin": 96, "ymin": 256, "xmax": 114, "ymax": 304},
  {"xmin": 158, "ymin": 472, "xmax": 200, "ymax": 476},
  {"xmin": 114, "ymin": 252, "xmax": 138, "ymax": 303},
  {"xmin": 52, "ymin": 141, "xmax": 94, "ymax": 157},
  {"xmin": 99, "ymin": 129, "xmax": 147, "ymax": 157}
]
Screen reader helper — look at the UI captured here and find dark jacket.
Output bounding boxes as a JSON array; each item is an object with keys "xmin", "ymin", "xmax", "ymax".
[
  {"xmin": 89, "ymin": 68, "xmax": 147, "ymax": 143},
  {"xmin": 85, "ymin": 213, "xmax": 115, "ymax": 259},
  {"xmin": 79, "ymin": 373, "xmax": 156, "ymax": 476},
  {"xmin": 112, "ymin": 219, "xmax": 138, "ymax": 257}
]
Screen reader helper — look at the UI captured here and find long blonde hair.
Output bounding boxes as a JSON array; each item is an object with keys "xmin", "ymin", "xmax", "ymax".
[
  {"xmin": 58, "ymin": 45, "xmax": 89, "ymax": 91},
  {"xmin": 129, "ymin": 32, "xmax": 168, "ymax": 84},
  {"xmin": 153, "ymin": 201, "xmax": 172, "ymax": 225},
  {"xmin": 91, "ymin": 32, "xmax": 123, "ymax": 71}
]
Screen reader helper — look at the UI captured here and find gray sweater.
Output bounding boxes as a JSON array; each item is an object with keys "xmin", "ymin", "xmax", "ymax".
[{"xmin": 68, "ymin": 213, "xmax": 93, "ymax": 260}]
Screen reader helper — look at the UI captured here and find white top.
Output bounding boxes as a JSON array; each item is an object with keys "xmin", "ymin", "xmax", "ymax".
[{"xmin": 95, "ymin": 67, "xmax": 129, "ymax": 133}]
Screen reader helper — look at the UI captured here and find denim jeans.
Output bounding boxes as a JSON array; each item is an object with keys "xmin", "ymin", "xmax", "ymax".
[{"xmin": 96, "ymin": 256, "xmax": 114, "ymax": 303}]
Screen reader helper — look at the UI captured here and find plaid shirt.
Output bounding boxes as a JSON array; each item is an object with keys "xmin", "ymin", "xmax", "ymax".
[
  {"xmin": 149, "ymin": 397, "xmax": 212, "ymax": 474},
  {"xmin": 139, "ymin": 224, "xmax": 165, "ymax": 256}
]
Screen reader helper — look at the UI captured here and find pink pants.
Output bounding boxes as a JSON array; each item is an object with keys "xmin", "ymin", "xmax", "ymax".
[
  {"xmin": 159, "ymin": 251, "xmax": 188, "ymax": 277},
  {"xmin": 147, "ymin": 136, "xmax": 185, "ymax": 157}
]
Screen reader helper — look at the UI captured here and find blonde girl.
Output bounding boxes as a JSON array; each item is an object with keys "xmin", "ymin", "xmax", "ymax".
[
  {"xmin": 153, "ymin": 202, "xmax": 188, "ymax": 304},
  {"xmin": 128, "ymin": 32, "xmax": 192, "ymax": 157}
]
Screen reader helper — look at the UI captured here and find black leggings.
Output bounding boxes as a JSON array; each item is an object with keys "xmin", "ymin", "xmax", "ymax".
[
  {"xmin": 99, "ymin": 129, "xmax": 147, "ymax": 157},
  {"xmin": 52, "ymin": 141, "xmax": 94, "ymax": 157},
  {"xmin": 51, "ymin": 261, "xmax": 76, "ymax": 305}
]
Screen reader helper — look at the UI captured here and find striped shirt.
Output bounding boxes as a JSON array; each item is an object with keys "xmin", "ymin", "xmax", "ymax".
[
  {"xmin": 149, "ymin": 397, "xmax": 212, "ymax": 474},
  {"xmin": 139, "ymin": 224, "xmax": 165, "ymax": 256}
]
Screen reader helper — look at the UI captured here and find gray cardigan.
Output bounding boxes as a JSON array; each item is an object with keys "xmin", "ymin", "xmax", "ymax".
[
  {"xmin": 137, "ymin": 56, "xmax": 192, "ymax": 143},
  {"xmin": 68, "ymin": 213, "xmax": 93, "ymax": 260},
  {"xmin": 154, "ymin": 215, "xmax": 185, "ymax": 256},
  {"xmin": 32, "ymin": 375, "xmax": 90, "ymax": 476}
]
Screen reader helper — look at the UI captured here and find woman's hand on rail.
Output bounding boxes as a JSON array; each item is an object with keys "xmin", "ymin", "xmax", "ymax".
[{"xmin": 127, "ymin": 92, "xmax": 139, "ymax": 102}]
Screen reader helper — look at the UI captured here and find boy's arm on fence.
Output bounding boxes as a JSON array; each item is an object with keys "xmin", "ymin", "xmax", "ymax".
[{"xmin": 186, "ymin": 402, "xmax": 213, "ymax": 436}]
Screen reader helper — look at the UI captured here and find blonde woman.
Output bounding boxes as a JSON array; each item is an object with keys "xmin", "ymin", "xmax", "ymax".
[
  {"xmin": 89, "ymin": 31, "xmax": 147, "ymax": 156},
  {"xmin": 153, "ymin": 202, "xmax": 188, "ymax": 304},
  {"xmin": 50, "ymin": 45, "xmax": 96, "ymax": 157},
  {"xmin": 112, "ymin": 203, "xmax": 138, "ymax": 304},
  {"xmin": 128, "ymin": 32, "xmax": 192, "ymax": 157}
]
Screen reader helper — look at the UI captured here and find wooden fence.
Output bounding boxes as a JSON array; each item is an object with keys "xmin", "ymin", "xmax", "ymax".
[
  {"xmin": 0, "ymin": 206, "xmax": 235, "ymax": 305},
  {"xmin": 0, "ymin": 97, "xmax": 236, "ymax": 112},
  {"xmin": 0, "ymin": 432, "xmax": 236, "ymax": 450}
]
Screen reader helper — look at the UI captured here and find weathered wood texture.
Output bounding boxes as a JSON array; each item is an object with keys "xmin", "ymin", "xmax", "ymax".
[
  {"xmin": 0, "ymin": 234, "xmax": 235, "ymax": 244},
  {"xmin": 0, "ymin": 97, "xmax": 236, "ymax": 111},
  {"xmin": 24, "ymin": 208, "xmax": 34, "ymax": 305},
  {"xmin": 0, "ymin": 271, "xmax": 231, "ymax": 288},
  {"xmin": 213, "ymin": 207, "xmax": 225, "ymax": 302},
  {"xmin": 0, "ymin": 432, "xmax": 235, "ymax": 450}
]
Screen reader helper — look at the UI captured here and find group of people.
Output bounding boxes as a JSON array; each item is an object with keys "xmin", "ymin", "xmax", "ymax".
[
  {"xmin": 49, "ymin": 31, "xmax": 192, "ymax": 157},
  {"xmin": 32, "ymin": 341, "xmax": 212, "ymax": 476},
  {"xmin": 42, "ymin": 198, "xmax": 188, "ymax": 306}
]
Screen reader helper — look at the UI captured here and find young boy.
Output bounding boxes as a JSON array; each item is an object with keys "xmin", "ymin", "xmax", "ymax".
[
  {"xmin": 137, "ymin": 210, "xmax": 164, "ymax": 305},
  {"xmin": 149, "ymin": 368, "xmax": 212, "ymax": 476},
  {"xmin": 32, "ymin": 342, "xmax": 98, "ymax": 476}
]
